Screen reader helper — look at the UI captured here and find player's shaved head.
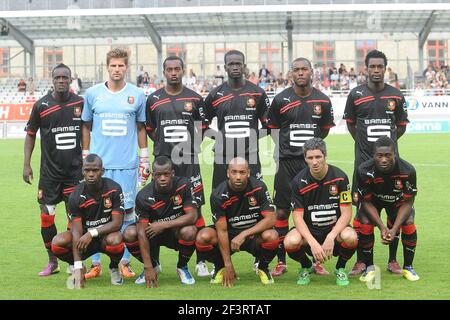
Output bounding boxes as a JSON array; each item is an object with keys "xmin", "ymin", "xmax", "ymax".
[
  {"xmin": 374, "ymin": 136, "xmax": 396, "ymax": 153},
  {"xmin": 291, "ymin": 57, "xmax": 312, "ymax": 70},
  {"xmin": 373, "ymin": 136, "xmax": 396, "ymax": 173},
  {"xmin": 152, "ymin": 156, "xmax": 173, "ymax": 171},
  {"xmin": 52, "ymin": 63, "xmax": 71, "ymax": 78},
  {"xmin": 163, "ymin": 56, "xmax": 184, "ymax": 70},
  {"xmin": 83, "ymin": 153, "xmax": 103, "ymax": 167},
  {"xmin": 228, "ymin": 157, "xmax": 249, "ymax": 171},
  {"xmin": 365, "ymin": 50, "xmax": 387, "ymax": 67},
  {"xmin": 224, "ymin": 50, "xmax": 245, "ymax": 64}
]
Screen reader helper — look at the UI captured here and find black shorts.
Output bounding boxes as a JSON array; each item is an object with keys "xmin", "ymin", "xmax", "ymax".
[
  {"xmin": 173, "ymin": 162, "xmax": 205, "ymax": 206},
  {"xmin": 208, "ymin": 225, "xmax": 263, "ymax": 257},
  {"xmin": 148, "ymin": 229, "xmax": 180, "ymax": 260},
  {"xmin": 356, "ymin": 199, "xmax": 416, "ymax": 224},
  {"xmin": 79, "ymin": 236, "xmax": 121, "ymax": 260},
  {"xmin": 304, "ymin": 228, "xmax": 341, "ymax": 258},
  {"xmin": 212, "ymin": 161, "xmax": 262, "ymax": 190},
  {"xmin": 37, "ymin": 177, "xmax": 81, "ymax": 205},
  {"xmin": 274, "ymin": 157, "xmax": 307, "ymax": 209}
]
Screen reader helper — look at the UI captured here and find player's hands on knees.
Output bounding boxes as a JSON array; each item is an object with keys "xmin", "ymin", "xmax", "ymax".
[
  {"xmin": 222, "ymin": 265, "xmax": 237, "ymax": 288},
  {"xmin": 77, "ymin": 233, "xmax": 93, "ymax": 252},
  {"xmin": 311, "ymin": 242, "xmax": 327, "ymax": 263},
  {"xmin": 73, "ymin": 269, "xmax": 85, "ymax": 289},
  {"xmin": 231, "ymin": 234, "xmax": 246, "ymax": 252},
  {"xmin": 145, "ymin": 222, "xmax": 165, "ymax": 239},
  {"xmin": 322, "ymin": 235, "xmax": 335, "ymax": 260},
  {"xmin": 23, "ymin": 165, "xmax": 33, "ymax": 184},
  {"xmin": 144, "ymin": 267, "xmax": 158, "ymax": 288}
]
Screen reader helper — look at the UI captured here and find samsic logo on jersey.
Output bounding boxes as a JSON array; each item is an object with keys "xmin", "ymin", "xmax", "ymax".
[
  {"xmin": 386, "ymin": 100, "xmax": 396, "ymax": 112},
  {"xmin": 312, "ymin": 104, "xmax": 322, "ymax": 118},
  {"xmin": 173, "ymin": 194, "xmax": 183, "ymax": 206},
  {"xmin": 329, "ymin": 184, "xmax": 338, "ymax": 196},
  {"xmin": 128, "ymin": 96, "xmax": 135, "ymax": 104},
  {"xmin": 74, "ymin": 106, "xmax": 81, "ymax": 117},
  {"xmin": 104, "ymin": 197, "xmax": 112, "ymax": 209},
  {"xmin": 246, "ymin": 97, "xmax": 256, "ymax": 109},
  {"xmin": 394, "ymin": 179, "xmax": 403, "ymax": 189},
  {"xmin": 248, "ymin": 196, "xmax": 257, "ymax": 207},
  {"xmin": 184, "ymin": 101, "xmax": 193, "ymax": 112}
]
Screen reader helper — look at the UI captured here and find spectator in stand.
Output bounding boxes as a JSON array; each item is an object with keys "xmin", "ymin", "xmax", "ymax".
[
  {"xmin": 214, "ymin": 65, "xmax": 225, "ymax": 85},
  {"xmin": 142, "ymin": 72, "xmax": 150, "ymax": 87},
  {"xmin": 357, "ymin": 71, "xmax": 367, "ymax": 85},
  {"xmin": 259, "ymin": 64, "xmax": 270, "ymax": 80},
  {"xmin": 338, "ymin": 63, "xmax": 347, "ymax": 76},
  {"xmin": 27, "ymin": 77, "xmax": 36, "ymax": 96},
  {"xmin": 387, "ymin": 68, "xmax": 399, "ymax": 89},
  {"xmin": 18, "ymin": 78, "xmax": 27, "ymax": 93},
  {"xmin": 249, "ymin": 72, "xmax": 259, "ymax": 85},
  {"xmin": 349, "ymin": 67, "xmax": 357, "ymax": 80},
  {"xmin": 136, "ymin": 65, "xmax": 145, "ymax": 87},
  {"xmin": 423, "ymin": 63, "xmax": 436, "ymax": 84},
  {"xmin": 70, "ymin": 74, "xmax": 82, "ymax": 94}
]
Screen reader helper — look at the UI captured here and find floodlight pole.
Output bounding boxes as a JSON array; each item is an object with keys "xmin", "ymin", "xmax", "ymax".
[
  {"xmin": 286, "ymin": 12, "xmax": 293, "ymax": 68},
  {"xmin": 418, "ymin": 11, "xmax": 437, "ymax": 74},
  {"xmin": 142, "ymin": 15, "xmax": 163, "ymax": 78}
]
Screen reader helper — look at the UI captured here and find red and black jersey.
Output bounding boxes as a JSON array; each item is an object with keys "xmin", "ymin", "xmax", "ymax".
[
  {"xmin": 68, "ymin": 178, "xmax": 125, "ymax": 233},
  {"xmin": 291, "ymin": 165, "xmax": 352, "ymax": 234},
  {"xmin": 211, "ymin": 177, "xmax": 275, "ymax": 233},
  {"xmin": 135, "ymin": 176, "xmax": 197, "ymax": 223},
  {"xmin": 343, "ymin": 84, "xmax": 409, "ymax": 165},
  {"xmin": 266, "ymin": 87, "xmax": 335, "ymax": 159},
  {"xmin": 204, "ymin": 81, "xmax": 270, "ymax": 159},
  {"xmin": 24, "ymin": 92, "xmax": 84, "ymax": 181},
  {"xmin": 146, "ymin": 87, "xmax": 208, "ymax": 158},
  {"xmin": 357, "ymin": 157, "xmax": 417, "ymax": 206}
]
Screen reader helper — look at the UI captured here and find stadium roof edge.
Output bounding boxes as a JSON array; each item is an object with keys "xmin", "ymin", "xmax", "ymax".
[{"xmin": 1, "ymin": 3, "xmax": 450, "ymax": 18}]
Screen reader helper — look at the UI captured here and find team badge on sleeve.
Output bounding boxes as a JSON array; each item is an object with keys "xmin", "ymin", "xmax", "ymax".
[
  {"xmin": 340, "ymin": 190, "xmax": 352, "ymax": 204},
  {"xmin": 127, "ymin": 96, "xmax": 135, "ymax": 104},
  {"xmin": 395, "ymin": 179, "xmax": 403, "ymax": 189},
  {"xmin": 387, "ymin": 100, "xmax": 396, "ymax": 111},
  {"xmin": 104, "ymin": 197, "xmax": 112, "ymax": 209},
  {"xmin": 313, "ymin": 104, "xmax": 322, "ymax": 116}
]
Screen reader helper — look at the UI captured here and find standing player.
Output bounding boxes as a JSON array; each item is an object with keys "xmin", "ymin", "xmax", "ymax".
[
  {"xmin": 204, "ymin": 50, "xmax": 270, "ymax": 189},
  {"xmin": 343, "ymin": 50, "xmax": 409, "ymax": 276},
  {"xmin": 266, "ymin": 58, "xmax": 335, "ymax": 277},
  {"xmin": 51, "ymin": 154, "xmax": 126, "ymax": 287},
  {"xmin": 195, "ymin": 158, "xmax": 279, "ymax": 287},
  {"xmin": 122, "ymin": 156, "xmax": 198, "ymax": 287},
  {"xmin": 81, "ymin": 48, "xmax": 149, "ymax": 280},
  {"xmin": 284, "ymin": 138, "xmax": 358, "ymax": 286},
  {"xmin": 146, "ymin": 56, "xmax": 210, "ymax": 277},
  {"xmin": 357, "ymin": 137, "xmax": 419, "ymax": 282},
  {"xmin": 23, "ymin": 63, "xmax": 84, "ymax": 276}
]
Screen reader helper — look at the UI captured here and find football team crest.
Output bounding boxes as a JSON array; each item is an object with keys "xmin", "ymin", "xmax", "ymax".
[
  {"xmin": 313, "ymin": 104, "xmax": 322, "ymax": 116},
  {"xmin": 248, "ymin": 196, "xmax": 257, "ymax": 206},
  {"xmin": 387, "ymin": 100, "xmax": 396, "ymax": 111},
  {"xmin": 127, "ymin": 96, "xmax": 135, "ymax": 104},
  {"xmin": 38, "ymin": 189, "xmax": 43, "ymax": 200},
  {"xmin": 74, "ymin": 106, "xmax": 81, "ymax": 117},
  {"xmin": 104, "ymin": 197, "xmax": 112, "ymax": 209},
  {"xmin": 173, "ymin": 194, "xmax": 182, "ymax": 206},
  {"xmin": 247, "ymin": 97, "xmax": 256, "ymax": 108},
  {"xmin": 395, "ymin": 179, "xmax": 403, "ymax": 189},
  {"xmin": 329, "ymin": 184, "xmax": 338, "ymax": 196},
  {"xmin": 184, "ymin": 101, "xmax": 193, "ymax": 112}
]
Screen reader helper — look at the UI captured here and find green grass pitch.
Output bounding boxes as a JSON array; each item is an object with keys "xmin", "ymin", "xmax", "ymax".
[{"xmin": 1, "ymin": 133, "xmax": 449, "ymax": 300}]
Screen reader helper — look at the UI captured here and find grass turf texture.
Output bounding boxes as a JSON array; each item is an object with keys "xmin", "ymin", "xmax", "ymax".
[{"xmin": 1, "ymin": 133, "xmax": 449, "ymax": 300}]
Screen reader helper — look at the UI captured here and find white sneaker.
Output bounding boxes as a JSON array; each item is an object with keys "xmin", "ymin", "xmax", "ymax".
[
  {"xmin": 109, "ymin": 268, "xmax": 123, "ymax": 285},
  {"xmin": 135, "ymin": 264, "xmax": 162, "ymax": 285},
  {"xmin": 176, "ymin": 266, "xmax": 195, "ymax": 285},
  {"xmin": 195, "ymin": 261, "xmax": 210, "ymax": 277}
]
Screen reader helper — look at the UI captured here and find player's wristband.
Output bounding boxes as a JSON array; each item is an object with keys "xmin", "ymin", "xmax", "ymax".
[
  {"xmin": 74, "ymin": 261, "xmax": 83, "ymax": 270},
  {"xmin": 140, "ymin": 148, "xmax": 149, "ymax": 159},
  {"xmin": 82, "ymin": 150, "xmax": 89, "ymax": 159},
  {"xmin": 88, "ymin": 228, "xmax": 99, "ymax": 238}
]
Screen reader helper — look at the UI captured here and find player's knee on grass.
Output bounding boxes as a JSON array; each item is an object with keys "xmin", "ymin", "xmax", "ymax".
[
  {"xmin": 178, "ymin": 225, "xmax": 197, "ymax": 242},
  {"xmin": 196, "ymin": 227, "xmax": 217, "ymax": 246},
  {"xmin": 122, "ymin": 224, "xmax": 137, "ymax": 243},
  {"xmin": 284, "ymin": 229, "xmax": 303, "ymax": 251},
  {"xmin": 340, "ymin": 227, "xmax": 358, "ymax": 248},
  {"xmin": 51, "ymin": 231, "xmax": 72, "ymax": 248}
]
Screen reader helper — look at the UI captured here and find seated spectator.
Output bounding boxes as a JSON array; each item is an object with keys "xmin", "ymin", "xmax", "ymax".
[
  {"xmin": 27, "ymin": 77, "xmax": 36, "ymax": 96},
  {"xmin": 18, "ymin": 79, "xmax": 26, "ymax": 92}
]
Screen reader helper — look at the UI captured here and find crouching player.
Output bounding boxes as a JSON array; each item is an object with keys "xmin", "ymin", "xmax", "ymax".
[
  {"xmin": 195, "ymin": 157, "xmax": 279, "ymax": 287},
  {"xmin": 357, "ymin": 136, "xmax": 419, "ymax": 282},
  {"xmin": 284, "ymin": 138, "xmax": 358, "ymax": 286},
  {"xmin": 51, "ymin": 154, "xmax": 126, "ymax": 288},
  {"xmin": 123, "ymin": 156, "xmax": 198, "ymax": 287}
]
